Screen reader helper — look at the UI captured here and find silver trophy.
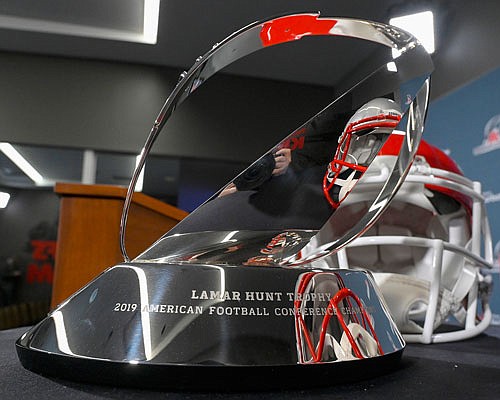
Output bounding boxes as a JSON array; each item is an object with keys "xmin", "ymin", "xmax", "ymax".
[{"xmin": 17, "ymin": 13, "xmax": 433, "ymax": 389}]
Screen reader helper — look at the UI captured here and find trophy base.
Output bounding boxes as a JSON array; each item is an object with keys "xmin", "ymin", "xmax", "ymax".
[
  {"xmin": 16, "ymin": 343, "xmax": 403, "ymax": 390},
  {"xmin": 16, "ymin": 262, "xmax": 405, "ymax": 390}
]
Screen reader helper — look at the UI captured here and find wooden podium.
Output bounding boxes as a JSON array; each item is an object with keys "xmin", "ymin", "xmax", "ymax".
[{"xmin": 51, "ymin": 183, "xmax": 189, "ymax": 308}]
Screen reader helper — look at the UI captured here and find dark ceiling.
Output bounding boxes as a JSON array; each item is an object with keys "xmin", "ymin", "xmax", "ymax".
[
  {"xmin": 0, "ymin": 0, "xmax": 499, "ymax": 190},
  {"xmin": 0, "ymin": 0, "xmax": 499, "ymax": 99}
]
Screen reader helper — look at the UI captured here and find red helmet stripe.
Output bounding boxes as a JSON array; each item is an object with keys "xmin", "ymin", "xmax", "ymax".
[{"xmin": 379, "ymin": 135, "xmax": 472, "ymax": 214}]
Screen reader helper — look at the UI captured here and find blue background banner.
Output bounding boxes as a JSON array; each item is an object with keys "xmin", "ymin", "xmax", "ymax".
[{"xmin": 424, "ymin": 67, "xmax": 500, "ymax": 319}]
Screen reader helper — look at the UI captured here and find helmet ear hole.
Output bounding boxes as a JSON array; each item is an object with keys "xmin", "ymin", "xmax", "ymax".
[
  {"xmin": 427, "ymin": 189, "xmax": 462, "ymax": 215},
  {"xmin": 408, "ymin": 300, "xmax": 428, "ymax": 327}
]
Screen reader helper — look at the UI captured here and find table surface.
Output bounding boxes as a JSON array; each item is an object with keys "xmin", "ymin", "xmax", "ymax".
[{"xmin": 2, "ymin": 325, "xmax": 500, "ymax": 400}]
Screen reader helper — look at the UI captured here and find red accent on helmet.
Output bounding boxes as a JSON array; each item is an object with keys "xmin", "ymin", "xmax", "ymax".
[
  {"xmin": 379, "ymin": 135, "xmax": 472, "ymax": 214},
  {"xmin": 323, "ymin": 114, "xmax": 402, "ymax": 209},
  {"xmin": 260, "ymin": 14, "xmax": 337, "ymax": 47},
  {"xmin": 379, "ymin": 135, "xmax": 462, "ymax": 174},
  {"xmin": 345, "ymin": 114, "xmax": 401, "ymax": 135},
  {"xmin": 378, "ymin": 132, "xmax": 405, "ymax": 156}
]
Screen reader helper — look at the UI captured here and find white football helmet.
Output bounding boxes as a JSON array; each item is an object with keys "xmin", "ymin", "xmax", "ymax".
[{"xmin": 330, "ymin": 133, "xmax": 494, "ymax": 343}]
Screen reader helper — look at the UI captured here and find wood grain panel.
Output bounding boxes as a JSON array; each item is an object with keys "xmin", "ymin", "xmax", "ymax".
[{"xmin": 51, "ymin": 183, "xmax": 188, "ymax": 308}]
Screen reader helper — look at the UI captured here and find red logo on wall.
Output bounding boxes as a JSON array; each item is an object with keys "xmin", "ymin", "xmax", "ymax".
[
  {"xmin": 473, "ymin": 114, "xmax": 500, "ymax": 155},
  {"xmin": 26, "ymin": 240, "xmax": 56, "ymax": 284}
]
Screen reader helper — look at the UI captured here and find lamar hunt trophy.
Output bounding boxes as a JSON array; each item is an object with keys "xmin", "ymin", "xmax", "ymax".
[{"xmin": 16, "ymin": 13, "xmax": 433, "ymax": 390}]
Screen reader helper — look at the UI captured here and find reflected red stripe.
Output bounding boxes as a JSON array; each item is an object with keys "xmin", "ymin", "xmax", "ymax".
[{"xmin": 260, "ymin": 14, "xmax": 337, "ymax": 47}]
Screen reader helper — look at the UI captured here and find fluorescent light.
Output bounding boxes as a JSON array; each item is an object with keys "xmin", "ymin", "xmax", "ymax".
[
  {"xmin": 0, "ymin": 1, "xmax": 160, "ymax": 45},
  {"xmin": 0, "ymin": 192, "xmax": 10, "ymax": 208},
  {"xmin": 81, "ymin": 149, "xmax": 97, "ymax": 184},
  {"xmin": 0, "ymin": 142, "xmax": 45, "ymax": 185},
  {"xmin": 135, "ymin": 155, "xmax": 145, "ymax": 192},
  {"xmin": 143, "ymin": 0, "xmax": 161, "ymax": 44},
  {"xmin": 390, "ymin": 11, "xmax": 435, "ymax": 54}
]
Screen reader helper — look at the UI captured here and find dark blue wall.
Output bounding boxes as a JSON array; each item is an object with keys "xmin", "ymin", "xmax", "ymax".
[{"xmin": 424, "ymin": 67, "xmax": 500, "ymax": 319}]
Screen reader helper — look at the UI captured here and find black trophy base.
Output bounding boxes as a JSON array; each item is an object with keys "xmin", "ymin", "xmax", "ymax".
[{"xmin": 16, "ymin": 344, "xmax": 403, "ymax": 391}]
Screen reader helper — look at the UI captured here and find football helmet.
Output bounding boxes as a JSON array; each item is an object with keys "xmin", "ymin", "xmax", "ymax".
[
  {"xmin": 331, "ymin": 134, "xmax": 494, "ymax": 343},
  {"xmin": 323, "ymin": 98, "xmax": 402, "ymax": 208}
]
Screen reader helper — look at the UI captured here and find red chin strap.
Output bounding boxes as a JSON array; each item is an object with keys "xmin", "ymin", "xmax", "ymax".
[{"xmin": 323, "ymin": 113, "xmax": 401, "ymax": 208}]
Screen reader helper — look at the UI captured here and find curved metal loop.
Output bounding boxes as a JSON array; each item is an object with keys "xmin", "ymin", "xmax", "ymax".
[{"xmin": 120, "ymin": 13, "xmax": 433, "ymax": 262}]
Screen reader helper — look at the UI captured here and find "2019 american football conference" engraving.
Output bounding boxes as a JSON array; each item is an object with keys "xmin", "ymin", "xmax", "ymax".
[{"xmin": 112, "ymin": 288, "xmax": 373, "ymax": 317}]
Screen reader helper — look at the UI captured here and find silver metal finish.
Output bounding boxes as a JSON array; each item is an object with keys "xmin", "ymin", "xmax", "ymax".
[
  {"xmin": 17, "ymin": 262, "xmax": 404, "ymax": 388},
  {"xmin": 19, "ymin": 264, "xmax": 402, "ymax": 364},
  {"xmin": 121, "ymin": 14, "xmax": 433, "ymax": 263},
  {"xmin": 17, "ymin": 13, "xmax": 434, "ymax": 389}
]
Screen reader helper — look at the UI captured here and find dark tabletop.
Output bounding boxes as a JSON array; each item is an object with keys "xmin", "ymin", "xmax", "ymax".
[{"xmin": 1, "ymin": 326, "xmax": 499, "ymax": 400}]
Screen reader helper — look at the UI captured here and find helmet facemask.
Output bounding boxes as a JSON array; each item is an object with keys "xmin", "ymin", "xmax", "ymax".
[
  {"xmin": 327, "ymin": 140, "xmax": 494, "ymax": 343},
  {"xmin": 323, "ymin": 99, "xmax": 402, "ymax": 208}
]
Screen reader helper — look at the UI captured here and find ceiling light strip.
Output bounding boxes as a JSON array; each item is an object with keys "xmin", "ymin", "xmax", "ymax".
[
  {"xmin": 143, "ymin": 0, "xmax": 161, "ymax": 44},
  {"xmin": 0, "ymin": 142, "xmax": 45, "ymax": 185},
  {"xmin": 0, "ymin": 0, "xmax": 160, "ymax": 45}
]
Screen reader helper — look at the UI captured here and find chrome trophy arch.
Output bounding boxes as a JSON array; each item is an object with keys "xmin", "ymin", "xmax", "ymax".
[{"xmin": 17, "ymin": 13, "xmax": 433, "ymax": 390}]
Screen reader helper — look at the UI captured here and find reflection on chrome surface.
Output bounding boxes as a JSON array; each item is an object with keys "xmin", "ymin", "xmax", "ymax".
[
  {"xmin": 122, "ymin": 13, "xmax": 433, "ymax": 264},
  {"xmin": 17, "ymin": 13, "xmax": 433, "ymax": 389},
  {"xmin": 136, "ymin": 230, "xmax": 315, "ymax": 266},
  {"xmin": 19, "ymin": 264, "xmax": 402, "ymax": 365}
]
